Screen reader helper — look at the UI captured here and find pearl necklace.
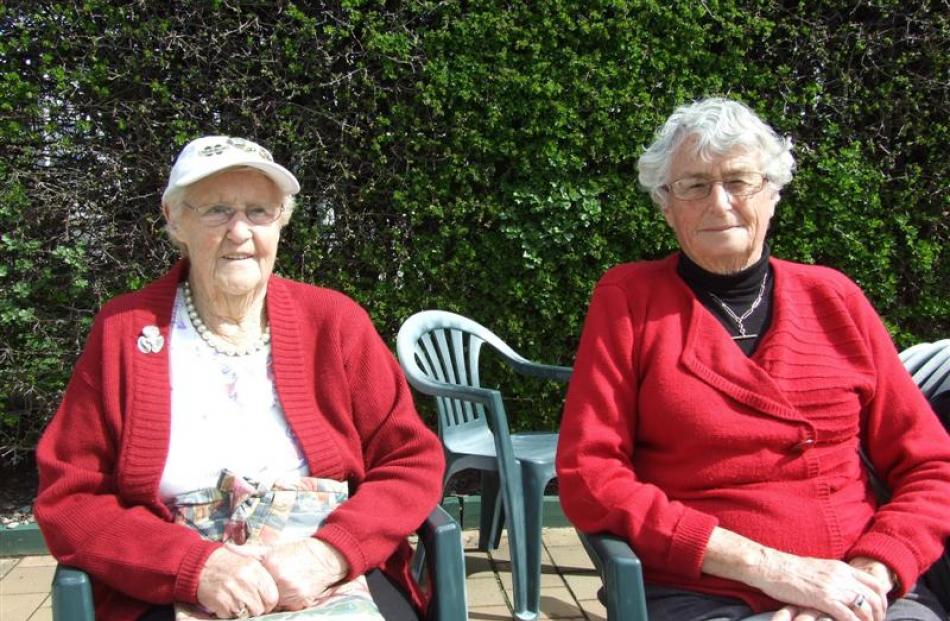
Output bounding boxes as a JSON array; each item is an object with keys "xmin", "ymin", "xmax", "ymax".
[
  {"xmin": 708, "ymin": 273, "xmax": 768, "ymax": 341},
  {"xmin": 183, "ymin": 282, "xmax": 271, "ymax": 356}
]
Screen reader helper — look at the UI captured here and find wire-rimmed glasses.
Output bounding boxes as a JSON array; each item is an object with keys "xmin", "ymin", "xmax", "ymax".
[
  {"xmin": 183, "ymin": 202, "xmax": 284, "ymax": 227},
  {"xmin": 663, "ymin": 172, "xmax": 769, "ymax": 201}
]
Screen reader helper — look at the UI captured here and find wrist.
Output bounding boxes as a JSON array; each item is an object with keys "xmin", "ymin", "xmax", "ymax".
[
  {"xmin": 703, "ymin": 527, "xmax": 775, "ymax": 589},
  {"xmin": 848, "ymin": 556, "xmax": 897, "ymax": 594},
  {"xmin": 307, "ymin": 539, "xmax": 349, "ymax": 580},
  {"xmin": 885, "ymin": 566, "xmax": 899, "ymax": 594},
  {"xmin": 744, "ymin": 546, "xmax": 781, "ymax": 591}
]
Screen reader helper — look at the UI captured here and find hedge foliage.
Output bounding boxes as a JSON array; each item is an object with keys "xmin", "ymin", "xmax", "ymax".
[{"xmin": 1, "ymin": 0, "xmax": 947, "ymax": 464}]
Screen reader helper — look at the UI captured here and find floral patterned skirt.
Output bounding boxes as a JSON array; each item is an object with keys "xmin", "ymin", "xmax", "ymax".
[{"xmin": 171, "ymin": 471, "xmax": 383, "ymax": 620}]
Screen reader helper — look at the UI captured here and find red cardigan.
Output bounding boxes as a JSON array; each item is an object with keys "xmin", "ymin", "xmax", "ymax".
[
  {"xmin": 556, "ymin": 254, "xmax": 950, "ymax": 611},
  {"xmin": 35, "ymin": 261, "xmax": 445, "ymax": 620}
]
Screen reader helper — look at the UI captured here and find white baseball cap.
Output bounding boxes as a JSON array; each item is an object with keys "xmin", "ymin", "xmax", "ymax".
[{"xmin": 162, "ymin": 135, "xmax": 300, "ymax": 203}]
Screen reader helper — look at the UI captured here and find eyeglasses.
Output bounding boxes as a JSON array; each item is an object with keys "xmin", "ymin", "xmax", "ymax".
[
  {"xmin": 663, "ymin": 172, "xmax": 768, "ymax": 201},
  {"xmin": 183, "ymin": 202, "xmax": 284, "ymax": 227}
]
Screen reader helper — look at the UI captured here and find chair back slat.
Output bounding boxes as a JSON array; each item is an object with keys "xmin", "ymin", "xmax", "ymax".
[
  {"xmin": 415, "ymin": 332, "xmax": 461, "ymax": 430},
  {"xmin": 409, "ymin": 323, "xmax": 490, "ymax": 435},
  {"xmin": 468, "ymin": 335, "xmax": 483, "ymax": 390},
  {"xmin": 900, "ymin": 340, "xmax": 950, "ymax": 402},
  {"xmin": 413, "ymin": 338, "xmax": 457, "ymax": 427},
  {"xmin": 903, "ymin": 339, "xmax": 950, "ymax": 375},
  {"xmin": 448, "ymin": 329, "xmax": 480, "ymax": 424},
  {"xmin": 914, "ymin": 346, "xmax": 950, "ymax": 395},
  {"xmin": 920, "ymin": 356, "xmax": 950, "ymax": 401},
  {"xmin": 449, "ymin": 329, "xmax": 468, "ymax": 385}
]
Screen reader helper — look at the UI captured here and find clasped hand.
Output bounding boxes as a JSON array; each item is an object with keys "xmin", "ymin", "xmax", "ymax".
[
  {"xmin": 197, "ymin": 539, "xmax": 349, "ymax": 618},
  {"xmin": 758, "ymin": 553, "xmax": 892, "ymax": 621}
]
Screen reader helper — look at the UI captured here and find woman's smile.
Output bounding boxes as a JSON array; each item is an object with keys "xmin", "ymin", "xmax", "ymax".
[{"xmin": 700, "ymin": 223, "xmax": 743, "ymax": 233}]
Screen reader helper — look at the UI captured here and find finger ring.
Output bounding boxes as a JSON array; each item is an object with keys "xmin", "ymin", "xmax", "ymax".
[
  {"xmin": 850, "ymin": 593, "xmax": 866, "ymax": 609},
  {"xmin": 236, "ymin": 606, "xmax": 250, "ymax": 619}
]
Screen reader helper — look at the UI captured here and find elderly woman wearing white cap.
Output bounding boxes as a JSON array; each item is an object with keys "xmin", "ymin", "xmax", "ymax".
[{"xmin": 35, "ymin": 136, "xmax": 445, "ymax": 620}]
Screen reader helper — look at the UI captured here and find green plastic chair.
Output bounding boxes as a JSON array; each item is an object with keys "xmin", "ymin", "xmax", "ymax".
[
  {"xmin": 51, "ymin": 505, "xmax": 467, "ymax": 621},
  {"xmin": 901, "ymin": 340, "xmax": 950, "ymax": 610},
  {"xmin": 899, "ymin": 339, "xmax": 948, "ymax": 373},
  {"xmin": 579, "ymin": 338, "xmax": 950, "ymax": 620},
  {"xmin": 577, "ymin": 531, "xmax": 649, "ymax": 621},
  {"xmin": 910, "ymin": 341, "xmax": 950, "ymax": 398},
  {"xmin": 397, "ymin": 310, "xmax": 571, "ymax": 621}
]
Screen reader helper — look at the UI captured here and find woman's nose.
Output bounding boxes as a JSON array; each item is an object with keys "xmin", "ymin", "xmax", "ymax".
[
  {"xmin": 709, "ymin": 183, "xmax": 734, "ymax": 211},
  {"xmin": 225, "ymin": 213, "xmax": 254, "ymax": 241}
]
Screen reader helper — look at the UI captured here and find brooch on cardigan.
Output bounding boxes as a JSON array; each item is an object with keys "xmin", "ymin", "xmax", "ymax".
[{"xmin": 137, "ymin": 325, "xmax": 164, "ymax": 354}]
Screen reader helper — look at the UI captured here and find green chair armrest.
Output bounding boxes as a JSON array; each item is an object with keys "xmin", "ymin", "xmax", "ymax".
[
  {"xmin": 417, "ymin": 505, "xmax": 468, "ymax": 621},
  {"xmin": 52, "ymin": 565, "xmax": 95, "ymax": 621},
  {"xmin": 402, "ymin": 372, "xmax": 500, "ymax": 406},
  {"xmin": 577, "ymin": 531, "xmax": 649, "ymax": 621},
  {"xmin": 508, "ymin": 360, "xmax": 572, "ymax": 383}
]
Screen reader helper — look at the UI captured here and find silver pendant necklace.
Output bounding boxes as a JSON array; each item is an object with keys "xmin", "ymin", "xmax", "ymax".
[
  {"xmin": 182, "ymin": 282, "xmax": 270, "ymax": 356},
  {"xmin": 708, "ymin": 273, "xmax": 768, "ymax": 341}
]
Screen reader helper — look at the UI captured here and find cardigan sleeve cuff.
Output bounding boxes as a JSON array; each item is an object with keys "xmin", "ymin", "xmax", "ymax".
[
  {"xmin": 315, "ymin": 523, "xmax": 369, "ymax": 581},
  {"xmin": 173, "ymin": 539, "xmax": 222, "ymax": 604},
  {"xmin": 666, "ymin": 508, "xmax": 720, "ymax": 579},
  {"xmin": 847, "ymin": 532, "xmax": 919, "ymax": 597}
]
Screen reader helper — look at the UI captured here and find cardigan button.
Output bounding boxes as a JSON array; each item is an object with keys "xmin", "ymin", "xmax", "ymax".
[{"xmin": 792, "ymin": 438, "xmax": 816, "ymax": 452}]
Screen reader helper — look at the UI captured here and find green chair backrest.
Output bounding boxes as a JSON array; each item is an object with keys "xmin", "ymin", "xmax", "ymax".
[{"xmin": 397, "ymin": 310, "xmax": 528, "ymax": 450}]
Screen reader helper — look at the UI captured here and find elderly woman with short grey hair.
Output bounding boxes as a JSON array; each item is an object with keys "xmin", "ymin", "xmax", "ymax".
[
  {"xmin": 35, "ymin": 136, "xmax": 444, "ymax": 620},
  {"xmin": 557, "ymin": 98, "xmax": 950, "ymax": 621}
]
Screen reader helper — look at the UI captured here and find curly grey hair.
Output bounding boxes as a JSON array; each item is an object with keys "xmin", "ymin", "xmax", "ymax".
[{"xmin": 637, "ymin": 97, "xmax": 795, "ymax": 208}]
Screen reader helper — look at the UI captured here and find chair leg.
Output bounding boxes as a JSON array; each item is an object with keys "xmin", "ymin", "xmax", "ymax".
[
  {"xmin": 522, "ymin": 468, "xmax": 549, "ymax": 618},
  {"xmin": 495, "ymin": 469, "xmax": 535, "ymax": 620},
  {"xmin": 490, "ymin": 499, "xmax": 505, "ymax": 550},
  {"xmin": 478, "ymin": 470, "xmax": 503, "ymax": 551}
]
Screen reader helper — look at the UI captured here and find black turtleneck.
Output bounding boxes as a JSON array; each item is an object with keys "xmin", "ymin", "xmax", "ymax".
[{"xmin": 677, "ymin": 246, "xmax": 774, "ymax": 356}]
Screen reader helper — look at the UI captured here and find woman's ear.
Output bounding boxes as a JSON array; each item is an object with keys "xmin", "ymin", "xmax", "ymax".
[
  {"xmin": 162, "ymin": 202, "xmax": 183, "ymax": 240},
  {"xmin": 767, "ymin": 188, "xmax": 781, "ymax": 218},
  {"xmin": 660, "ymin": 204, "xmax": 675, "ymax": 228}
]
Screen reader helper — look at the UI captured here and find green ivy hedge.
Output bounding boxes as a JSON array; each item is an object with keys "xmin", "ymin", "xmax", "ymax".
[{"xmin": 1, "ymin": 0, "xmax": 947, "ymax": 465}]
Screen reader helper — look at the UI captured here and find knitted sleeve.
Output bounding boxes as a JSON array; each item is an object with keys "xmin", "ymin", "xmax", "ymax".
[
  {"xmin": 843, "ymin": 289, "xmax": 950, "ymax": 594},
  {"xmin": 34, "ymin": 313, "xmax": 219, "ymax": 607},
  {"xmin": 556, "ymin": 279, "xmax": 719, "ymax": 579},
  {"xmin": 313, "ymin": 304, "xmax": 445, "ymax": 580}
]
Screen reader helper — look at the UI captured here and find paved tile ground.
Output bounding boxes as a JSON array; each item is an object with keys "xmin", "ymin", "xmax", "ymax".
[
  {"xmin": 0, "ymin": 527, "xmax": 605, "ymax": 621},
  {"xmin": 0, "ymin": 554, "xmax": 55, "ymax": 621}
]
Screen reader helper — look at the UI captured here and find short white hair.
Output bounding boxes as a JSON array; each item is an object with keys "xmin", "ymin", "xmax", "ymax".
[{"xmin": 638, "ymin": 97, "xmax": 795, "ymax": 207}]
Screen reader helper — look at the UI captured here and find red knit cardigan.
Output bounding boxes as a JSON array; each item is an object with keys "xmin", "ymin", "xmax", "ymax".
[
  {"xmin": 35, "ymin": 261, "xmax": 445, "ymax": 620},
  {"xmin": 556, "ymin": 254, "xmax": 950, "ymax": 611}
]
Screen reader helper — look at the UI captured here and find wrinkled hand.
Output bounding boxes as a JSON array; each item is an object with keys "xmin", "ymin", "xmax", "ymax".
[
  {"xmin": 229, "ymin": 539, "xmax": 349, "ymax": 611},
  {"xmin": 197, "ymin": 546, "xmax": 279, "ymax": 618},
  {"xmin": 848, "ymin": 557, "xmax": 894, "ymax": 595},
  {"xmin": 751, "ymin": 550, "xmax": 889, "ymax": 621},
  {"xmin": 772, "ymin": 605, "xmax": 832, "ymax": 621}
]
